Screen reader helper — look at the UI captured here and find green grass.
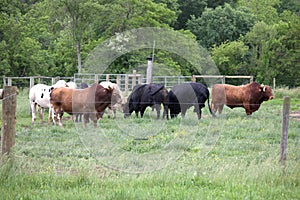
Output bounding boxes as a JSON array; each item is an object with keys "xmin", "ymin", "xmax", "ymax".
[{"xmin": 0, "ymin": 89, "xmax": 299, "ymax": 199}]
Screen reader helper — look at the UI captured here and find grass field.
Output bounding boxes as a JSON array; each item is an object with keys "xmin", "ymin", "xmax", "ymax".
[{"xmin": 0, "ymin": 88, "xmax": 299, "ymax": 199}]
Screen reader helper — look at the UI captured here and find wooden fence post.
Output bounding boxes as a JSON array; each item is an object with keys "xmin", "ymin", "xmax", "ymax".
[
  {"xmin": 106, "ymin": 74, "xmax": 110, "ymax": 82},
  {"xmin": 116, "ymin": 75, "xmax": 121, "ymax": 88},
  {"xmin": 7, "ymin": 78, "xmax": 12, "ymax": 86},
  {"xmin": 1, "ymin": 86, "xmax": 17, "ymax": 156},
  {"xmin": 30, "ymin": 77, "xmax": 35, "ymax": 88},
  {"xmin": 125, "ymin": 74, "xmax": 129, "ymax": 96},
  {"xmin": 94, "ymin": 74, "xmax": 99, "ymax": 83},
  {"xmin": 222, "ymin": 76, "xmax": 225, "ymax": 84},
  {"xmin": 192, "ymin": 75, "xmax": 196, "ymax": 83},
  {"xmin": 280, "ymin": 96, "xmax": 290, "ymax": 165},
  {"xmin": 2, "ymin": 76, "xmax": 6, "ymax": 86},
  {"xmin": 132, "ymin": 70, "xmax": 137, "ymax": 89},
  {"xmin": 250, "ymin": 76, "xmax": 254, "ymax": 83}
]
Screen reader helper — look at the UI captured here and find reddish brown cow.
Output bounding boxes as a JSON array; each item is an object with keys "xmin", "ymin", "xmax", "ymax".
[
  {"xmin": 211, "ymin": 82, "xmax": 274, "ymax": 115},
  {"xmin": 50, "ymin": 83, "xmax": 113, "ymax": 127}
]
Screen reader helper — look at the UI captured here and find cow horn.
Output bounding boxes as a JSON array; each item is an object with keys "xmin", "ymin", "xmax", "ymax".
[{"xmin": 263, "ymin": 86, "xmax": 266, "ymax": 92}]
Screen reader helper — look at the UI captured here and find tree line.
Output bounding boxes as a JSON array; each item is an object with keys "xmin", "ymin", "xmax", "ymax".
[{"xmin": 0, "ymin": 0, "xmax": 299, "ymax": 86}]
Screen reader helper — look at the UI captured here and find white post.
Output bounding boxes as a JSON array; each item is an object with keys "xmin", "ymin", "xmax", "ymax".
[{"xmin": 146, "ymin": 57, "xmax": 153, "ymax": 84}]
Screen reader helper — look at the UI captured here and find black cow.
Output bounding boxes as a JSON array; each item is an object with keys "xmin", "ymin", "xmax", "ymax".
[
  {"xmin": 166, "ymin": 82, "xmax": 215, "ymax": 119},
  {"xmin": 123, "ymin": 84, "xmax": 168, "ymax": 119}
]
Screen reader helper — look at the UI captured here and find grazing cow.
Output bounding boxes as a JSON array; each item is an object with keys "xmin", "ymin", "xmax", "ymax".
[
  {"xmin": 99, "ymin": 81, "xmax": 123, "ymax": 119},
  {"xmin": 29, "ymin": 80, "xmax": 68, "ymax": 125},
  {"xmin": 123, "ymin": 84, "xmax": 168, "ymax": 119},
  {"xmin": 50, "ymin": 83, "xmax": 113, "ymax": 127},
  {"xmin": 211, "ymin": 82, "xmax": 274, "ymax": 115},
  {"xmin": 166, "ymin": 82, "xmax": 215, "ymax": 119}
]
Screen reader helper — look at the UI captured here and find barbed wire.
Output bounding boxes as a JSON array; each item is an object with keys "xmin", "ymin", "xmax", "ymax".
[{"xmin": 0, "ymin": 93, "xmax": 18, "ymax": 102}]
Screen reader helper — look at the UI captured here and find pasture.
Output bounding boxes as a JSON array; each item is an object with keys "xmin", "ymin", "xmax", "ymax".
[{"xmin": 0, "ymin": 88, "xmax": 300, "ymax": 199}]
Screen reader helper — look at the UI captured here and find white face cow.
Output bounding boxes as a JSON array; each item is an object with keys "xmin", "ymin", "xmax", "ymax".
[
  {"xmin": 99, "ymin": 81, "xmax": 123, "ymax": 119},
  {"xmin": 29, "ymin": 80, "xmax": 68, "ymax": 125}
]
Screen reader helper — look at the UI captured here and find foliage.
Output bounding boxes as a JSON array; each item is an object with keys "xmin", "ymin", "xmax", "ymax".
[
  {"xmin": 237, "ymin": 0, "xmax": 281, "ymax": 24},
  {"xmin": 244, "ymin": 17, "xmax": 300, "ymax": 86},
  {"xmin": 174, "ymin": 0, "xmax": 236, "ymax": 30},
  {"xmin": 186, "ymin": 3, "xmax": 257, "ymax": 49},
  {"xmin": 211, "ymin": 40, "xmax": 249, "ymax": 75},
  {"xmin": 0, "ymin": 0, "xmax": 299, "ymax": 86}
]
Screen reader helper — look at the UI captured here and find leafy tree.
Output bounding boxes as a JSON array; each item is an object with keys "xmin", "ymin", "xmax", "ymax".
[
  {"xmin": 175, "ymin": 0, "xmax": 207, "ymax": 30},
  {"xmin": 237, "ymin": 0, "xmax": 280, "ymax": 24},
  {"xmin": 275, "ymin": 0, "xmax": 300, "ymax": 13},
  {"xmin": 186, "ymin": 3, "xmax": 257, "ymax": 49},
  {"xmin": 47, "ymin": 0, "xmax": 104, "ymax": 73},
  {"xmin": 244, "ymin": 17, "xmax": 300, "ymax": 86},
  {"xmin": 100, "ymin": 0, "xmax": 177, "ymax": 36},
  {"xmin": 211, "ymin": 40, "xmax": 249, "ymax": 76},
  {"xmin": 174, "ymin": 0, "xmax": 237, "ymax": 30}
]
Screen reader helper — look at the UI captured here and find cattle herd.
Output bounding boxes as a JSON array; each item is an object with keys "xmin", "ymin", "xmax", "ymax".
[{"xmin": 28, "ymin": 80, "xmax": 274, "ymax": 127}]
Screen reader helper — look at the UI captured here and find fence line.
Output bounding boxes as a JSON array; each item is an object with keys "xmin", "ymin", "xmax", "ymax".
[{"xmin": 2, "ymin": 74, "xmax": 254, "ymax": 93}]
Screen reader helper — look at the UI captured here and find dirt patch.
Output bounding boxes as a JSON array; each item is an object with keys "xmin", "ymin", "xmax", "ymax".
[{"xmin": 290, "ymin": 111, "xmax": 300, "ymax": 122}]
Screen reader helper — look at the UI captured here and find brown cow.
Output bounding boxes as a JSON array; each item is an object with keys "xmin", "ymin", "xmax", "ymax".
[
  {"xmin": 50, "ymin": 83, "xmax": 113, "ymax": 127},
  {"xmin": 211, "ymin": 82, "xmax": 274, "ymax": 115}
]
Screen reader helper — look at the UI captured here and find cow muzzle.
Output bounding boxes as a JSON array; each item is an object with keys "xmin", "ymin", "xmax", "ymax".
[{"xmin": 269, "ymin": 96, "xmax": 274, "ymax": 100}]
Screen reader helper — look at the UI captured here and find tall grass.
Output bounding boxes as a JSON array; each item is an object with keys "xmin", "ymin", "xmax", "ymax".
[
  {"xmin": 0, "ymin": 89, "xmax": 299, "ymax": 199},
  {"xmin": 274, "ymin": 87, "xmax": 300, "ymax": 99}
]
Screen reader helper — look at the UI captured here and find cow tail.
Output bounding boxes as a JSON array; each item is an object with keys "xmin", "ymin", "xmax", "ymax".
[{"xmin": 207, "ymin": 95, "xmax": 216, "ymax": 118}]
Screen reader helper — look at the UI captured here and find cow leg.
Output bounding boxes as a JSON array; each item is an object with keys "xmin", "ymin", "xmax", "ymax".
[
  {"xmin": 135, "ymin": 110, "xmax": 139, "ymax": 118},
  {"xmin": 243, "ymin": 104, "xmax": 252, "ymax": 115},
  {"xmin": 211, "ymin": 102, "xmax": 217, "ymax": 114},
  {"xmin": 162, "ymin": 105, "xmax": 168, "ymax": 119},
  {"xmin": 57, "ymin": 112, "xmax": 63, "ymax": 127},
  {"xmin": 53, "ymin": 107, "xmax": 63, "ymax": 126},
  {"xmin": 218, "ymin": 104, "xmax": 224, "ymax": 114},
  {"xmin": 83, "ymin": 113, "xmax": 90, "ymax": 126},
  {"xmin": 31, "ymin": 102, "xmax": 37, "ymax": 125},
  {"xmin": 89, "ymin": 112, "xmax": 98, "ymax": 127},
  {"xmin": 140, "ymin": 107, "xmax": 147, "ymax": 118},
  {"xmin": 48, "ymin": 107, "xmax": 53, "ymax": 125},
  {"xmin": 154, "ymin": 104, "xmax": 161, "ymax": 119},
  {"xmin": 113, "ymin": 108, "xmax": 117, "ymax": 119},
  {"xmin": 38, "ymin": 107, "xmax": 44, "ymax": 124},
  {"xmin": 75, "ymin": 114, "xmax": 79, "ymax": 123},
  {"xmin": 194, "ymin": 105, "xmax": 202, "ymax": 119}
]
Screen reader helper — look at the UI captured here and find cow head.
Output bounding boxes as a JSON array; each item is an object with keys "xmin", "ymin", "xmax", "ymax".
[
  {"xmin": 123, "ymin": 102, "xmax": 131, "ymax": 118},
  {"xmin": 260, "ymin": 85, "xmax": 274, "ymax": 101}
]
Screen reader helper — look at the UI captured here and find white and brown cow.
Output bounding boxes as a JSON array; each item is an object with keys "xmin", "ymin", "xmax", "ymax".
[
  {"xmin": 99, "ymin": 81, "xmax": 123, "ymax": 119},
  {"xmin": 29, "ymin": 80, "xmax": 68, "ymax": 125},
  {"xmin": 211, "ymin": 82, "xmax": 274, "ymax": 115},
  {"xmin": 50, "ymin": 83, "xmax": 113, "ymax": 127}
]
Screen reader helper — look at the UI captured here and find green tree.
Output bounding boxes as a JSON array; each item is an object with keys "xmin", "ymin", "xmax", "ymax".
[
  {"xmin": 211, "ymin": 40, "xmax": 249, "ymax": 76},
  {"xmin": 244, "ymin": 16, "xmax": 300, "ymax": 86},
  {"xmin": 186, "ymin": 3, "xmax": 257, "ymax": 49},
  {"xmin": 48, "ymin": 0, "xmax": 103, "ymax": 73},
  {"xmin": 174, "ymin": 0, "xmax": 237, "ymax": 30},
  {"xmin": 100, "ymin": 0, "xmax": 177, "ymax": 36},
  {"xmin": 237, "ymin": 0, "xmax": 280, "ymax": 24}
]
